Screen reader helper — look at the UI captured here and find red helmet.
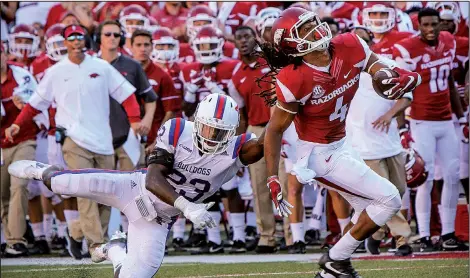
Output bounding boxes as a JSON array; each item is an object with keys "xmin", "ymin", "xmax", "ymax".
[
  {"xmin": 8, "ymin": 24, "xmax": 40, "ymax": 58},
  {"xmin": 151, "ymin": 27, "xmax": 179, "ymax": 64},
  {"xmin": 186, "ymin": 5, "xmax": 217, "ymax": 41},
  {"xmin": 147, "ymin": 16, "xmax": 159, "ymax": 33},
  {"xmin": 192, "ymin": 26, "xmax": 224, "ymax": 64},
  {"xmin": 119, "ymin": 4, "xmax": 150, "ymax": 37},
  {"xmin": 271, "ymin": 7, "xmax": 332, "ymax": 57},
  {"xmin": 45, "ymin": 24, "xmax": 67, "ymax": 62},
  {"xmin": 362, "ymin": 2, "xmax": 396, "ymax": 34},
  {"xmin": 405, "ymin": 149, "xmax": 428, "ymax": 189}
]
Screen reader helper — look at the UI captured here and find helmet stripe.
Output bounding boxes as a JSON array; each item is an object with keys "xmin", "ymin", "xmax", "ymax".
[{"xmin": 214, "ymin": 94, "xmax": 227, "ymax": 120}]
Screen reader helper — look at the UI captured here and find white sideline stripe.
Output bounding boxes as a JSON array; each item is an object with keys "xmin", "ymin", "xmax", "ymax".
[
  {"xmin": 176, "ymin": 265, "xmax": 469, "ymax": 278},
  {"xmin": 0, "ymin": 264, "xmax": 194, "ymax": 273},
  {"xmin": 2, "ymin": 251, "xmax": 468, "ymax": 266}
]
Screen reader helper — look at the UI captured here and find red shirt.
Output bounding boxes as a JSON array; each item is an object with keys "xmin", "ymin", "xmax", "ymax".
[
  {"xmin": 370, "ymin": 30, "xmax": 413, "ymax": 60},
  {"xmin": 1, "ymin": 65, "xmax": 39, "ymax": 148},
  {"xmin": 145, "ymin": 62, "xmax": 181, "ymax": 144},
  {"xmin": 152, "ymin": 6, "xmax": 188, "ymax": 32},
  {"xmin": 276, "ymin": 33, "xmax": 366, "ymax": 144},
  {"xmin": 44, "ymin": 4, "xmax": 67, "ymax": 31},
  {"xmin": 231, "ymin": 58, "xmax": 270, "ymax": 126},
  {"xmin": 179, "ymin": 42, "xmax": 239, "ymax": 64},
  {"xmin": 393, "ymin": 32, "xmax": 456, "ymax": 121},
  {"xmin": 30, "ymin": 54, "xmax": 57, "ymax": 136}
]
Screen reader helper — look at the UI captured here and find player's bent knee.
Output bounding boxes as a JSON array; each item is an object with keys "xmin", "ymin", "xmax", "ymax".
[{"xmin": 366, "ymin": 193, "xmax": 401, "ymax": 227}]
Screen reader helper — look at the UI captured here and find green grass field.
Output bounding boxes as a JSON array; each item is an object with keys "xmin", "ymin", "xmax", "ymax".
[{"xmin": 1, "ymin": 259, "xmax": 468, "ymax": 278}]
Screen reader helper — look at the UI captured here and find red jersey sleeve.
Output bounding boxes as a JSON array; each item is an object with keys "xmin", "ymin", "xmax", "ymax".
[
  {"xmin": 159, "ymin": 70, "xmax": 181, "ymax": 113},
  {"xmin": 275, "ymin": 66, "xmax": 304, "ymax": 103}
]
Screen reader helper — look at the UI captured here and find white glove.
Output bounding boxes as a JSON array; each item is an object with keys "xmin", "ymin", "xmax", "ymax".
[
  {"xmin": 204, "ymin": 81, "xmax": 225, "ymax": 95},
  {"xmin": 174, "ymin": 196, "xmax": 216, "ymax": 228},
  {"xmin": 184, "ymin": 83, "xmax": 199, "ymax": 103}
]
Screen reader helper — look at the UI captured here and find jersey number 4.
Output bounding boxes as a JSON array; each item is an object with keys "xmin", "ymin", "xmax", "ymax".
[
  {"xmin": 329, "ymin": 96, "xmax": 348, "ymax": 122},
  {"xmin": 166, "ymin": 169, "xmax": 211, "ymax": 202}
]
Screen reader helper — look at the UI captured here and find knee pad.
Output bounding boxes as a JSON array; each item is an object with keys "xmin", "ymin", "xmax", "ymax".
[{"xmin": 366, "ymin": 193, "xmax": 401, "ymax": 227}]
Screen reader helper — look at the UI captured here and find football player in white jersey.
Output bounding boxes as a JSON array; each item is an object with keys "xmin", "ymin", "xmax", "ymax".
[{"xmin": 8, "ymin": 93, "xmax": 269, "ymax": 278}]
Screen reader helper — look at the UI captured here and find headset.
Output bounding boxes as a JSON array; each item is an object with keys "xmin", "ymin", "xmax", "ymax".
[{"xmin": 94, "ymin": 20, "xmax": 126, "ymax": 47}]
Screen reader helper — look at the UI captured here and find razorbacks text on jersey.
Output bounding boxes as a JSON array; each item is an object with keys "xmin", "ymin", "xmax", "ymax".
[
  {"xmin": 276, "ymin": 33, "xmax": 369, "ymax": 144},
  {"xmin": 149, "ymin": 117, "xmax": 255, "ymax": 220},
  {"xmin": 393, "ymin": 31, "xmax": 456, "ymax": 121}
]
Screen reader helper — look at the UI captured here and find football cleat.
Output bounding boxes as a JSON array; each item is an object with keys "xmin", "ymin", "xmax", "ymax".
[
  {"xmin": 394, "ymin": 244, "xmax": 413, "ymax": 256},
  {"xmin": 440, "ymin": 233, "xmax": 469, "ymax": 251},
  {"xmin": 288, "ymin": 241, "xmax": 306, "ymax": 254},
  {"xmin": 190, "ymin": 241, "xmax": 224, "ymax": 255},
  {"xmin": 8, "ymin": 160, "xmax": 51, "ymax": 180},
  {"xmin": 365, "ymin": 236, "xmax": 381, "ymax": 255},
  {"xmin": 318, "ymin": 252, "xmax": 362, "ymax": 278},
  {"xmin": 229, "ymin": 240, "xmax": 247, "ymax": 254},
  {"xmin": 91, "ymin": 231, "xmax": 127, "ymax": 263}
]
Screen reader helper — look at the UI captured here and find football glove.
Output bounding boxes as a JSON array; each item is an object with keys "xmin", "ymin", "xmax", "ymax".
[
  {"xmin": 382, "ymin": 67, "xmax": 422, "ymax": 99},
  {"xmin": 399, "ymin": 127, "xmax": 414, "ymax": 149},
  {"xmin": 267, "ymin": 175, "xmax": 293, "ymax": 217},
  {"xmin": 174, "ymin": 196, "xmax": 216, "ymax": 229}
]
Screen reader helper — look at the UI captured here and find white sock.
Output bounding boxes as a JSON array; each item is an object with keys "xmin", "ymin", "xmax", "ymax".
[
  {"xmin": 416, "ymin": 181, "xmax": 432, "ymax": 238},
  {"xmin": 31, "ymin": 222, "xmax": 45, "ymax": 239},
  {"xmin": 329, "ymin": 231, "xmax": 362, "ymax": 260},
  {"xmin": 290, "ymin": 222, "xmax": 305, "ymax": 243},
  {"xmin": 311, "ymin": 188, "xmax": 326, "ymax": 230},
  {"xmin": 416, "ymin": 212, "xmax": 431, "ymax": 238},
  {"xmin": 207, "ymin": 211, "xmax": 222, "ymax": 245},
  {"xmin": 57, "ymin": 221, "xmax": 67, "ymax": 238},
  {"xmin": 1, "ymin": 224, "xmax": 6, "ymax": 244},
  {"xmin": 43, "ymin": 214, "xmax": 54, "ymax": 241},
  {"xmin": 172, "ymin": 217, "xmax": 186, "ymax": 239},
  {"xmin": 439, "ymin": 207, "xmax": 457, "ymax": 235},
  {"xmin": 338, "ymin": 217, "xmax": 351, "ymax": 235},
  {"xmin": 246, "ymin": 211, "xmax": 256, "ymax": 228},
  {"xmin": 231, "ymin": 213, "xmax": 245, "ymax": 242},
  {"xmin": 63, "ymin": 210, "xmax": 79, "ymax": 227},
  {"xmin": 120, "ymin": 214, "xmax": 129, "ymax": 233},
  {"xmin": 107, "ymin": 242, "xmax": 127, "ymax": 272}
]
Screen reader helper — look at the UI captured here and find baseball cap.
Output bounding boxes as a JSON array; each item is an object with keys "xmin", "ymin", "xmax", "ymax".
[{"xmin": 63, "ymin": 25, "xmax": 86, "ymax": 38}]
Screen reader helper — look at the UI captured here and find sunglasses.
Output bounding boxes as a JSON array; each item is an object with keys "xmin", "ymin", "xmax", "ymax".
[
  {"xmin": 66, "ymin": 35, "xmax": 85, "ymax": 42},
  {"xmin": 104, "ymin": 32, "xmax": 122, "ymax": 38}
]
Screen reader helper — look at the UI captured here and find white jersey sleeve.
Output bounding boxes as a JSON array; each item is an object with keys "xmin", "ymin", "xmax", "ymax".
[{"xmin": 155, "ymin": 118, "xmax": 187, "ymax": 154}]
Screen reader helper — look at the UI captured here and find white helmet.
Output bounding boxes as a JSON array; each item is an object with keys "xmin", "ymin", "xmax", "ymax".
[
  {"xmin": 193, "ymin": 93, "xmax": 240, "ymax": 155},
  {"xmin": 362, "ymin": 3, "xmax": 396, "ymax": 34},
  {"xmin": 255, "ymin": 7, "xmax": 282, "ymax": 37}
]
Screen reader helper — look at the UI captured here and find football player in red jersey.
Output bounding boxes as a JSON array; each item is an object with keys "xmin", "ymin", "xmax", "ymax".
[
  {"xmin": 179, "ymin": 5, "xmax": 239, "ymax": 64},
  {"xmin": 362, "ymin": 2, "xmax": 413, "ymax": 60},
  {"xmin": 119, "ymin": 4, "xmax": 151, "ymax": 56},
  {"xmin": 432, "ymin": 1, "xmax": 469, "ymax": 38},
  {"xmin": 180, "ymin": 26, "xmax": 245, "ymax": 118},
  {"xmin": 7, "ymin": 24, "xmax": 40, "ymax": 69},
  {"xmin": 439, "ymin": 4, "xmax": 470, "ymax": 204},
  {"xmin": 259, "ymin": 7, "xmax": 421, "ymax": 277},
  {"xmin": 393, "ymin": 8, "xmax": 468, "ymax": 252}
]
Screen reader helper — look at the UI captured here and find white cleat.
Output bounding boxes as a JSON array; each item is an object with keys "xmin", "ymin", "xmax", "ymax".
[
  {"xmin": 8, "ymin": 160, "xmax": 51, "ymax": 180},
  {"xmin": 91, "ymin": 231, "xmax": 127, "ymax": 263}
]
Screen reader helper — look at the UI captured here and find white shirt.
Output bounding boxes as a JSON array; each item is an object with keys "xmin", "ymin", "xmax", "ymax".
[
  {"xmin": 29, "ymin": 54, "xmax": 136, "ymax": 155},
  {"xmin": 346, "ymin": 57, "xmax": 412, "ymax": 160},
  {"xmin": 15, "ymin": 2, "xmax": 57, "ymax": 26}
]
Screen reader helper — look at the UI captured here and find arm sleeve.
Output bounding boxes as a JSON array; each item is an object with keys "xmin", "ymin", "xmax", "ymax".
[
  {"xmin": 121, "ymin": 94, "xmax": 141, "ymax": 123},
  {"xmin": 159, "ymin": 71, "xmax": 181, "ymax": 112},
  {"xmin": 107, "ymin": 63, "xmax": 136, "ymax": 103},
  {"xmin": 28, "ymin": 69, "xmax": 53, "ymax": 111},
  {"xmin": 135, "ymin": 63, "xmax": 157, "ymax": 103},
  {"xmin": 154, "ymin": 118, "xmax": 184, "ymax": 154}
]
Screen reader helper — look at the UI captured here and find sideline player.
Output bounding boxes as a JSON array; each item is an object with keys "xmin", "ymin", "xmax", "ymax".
[
  {"xmin": 259, "ymin": 7, "xmax": 421, "ymax": 277},
  {"xmin": 9, "ymin": 93, "xmax": 266, "ymax": 278}
]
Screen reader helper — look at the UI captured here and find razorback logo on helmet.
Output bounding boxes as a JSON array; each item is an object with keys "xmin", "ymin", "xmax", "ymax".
[{"xmin": 273, "ymin": 28, "xmax": 285, "ymax": 46}]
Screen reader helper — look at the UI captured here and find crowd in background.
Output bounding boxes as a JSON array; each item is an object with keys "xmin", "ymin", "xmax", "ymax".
[{"xmin": 0, "ymin": 1, "xmax": 468, "ymax": 259}]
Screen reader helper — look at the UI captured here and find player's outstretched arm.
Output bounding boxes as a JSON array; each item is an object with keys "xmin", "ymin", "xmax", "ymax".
[{"xmin": 263, "ymin": 101, "xmax": 297, "ymax": 217}]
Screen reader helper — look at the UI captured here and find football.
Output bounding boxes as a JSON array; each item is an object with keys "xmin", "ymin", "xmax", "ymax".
[{"xmin": 372, "ymin": 68, "xmax": 399, "ymax": 99}]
